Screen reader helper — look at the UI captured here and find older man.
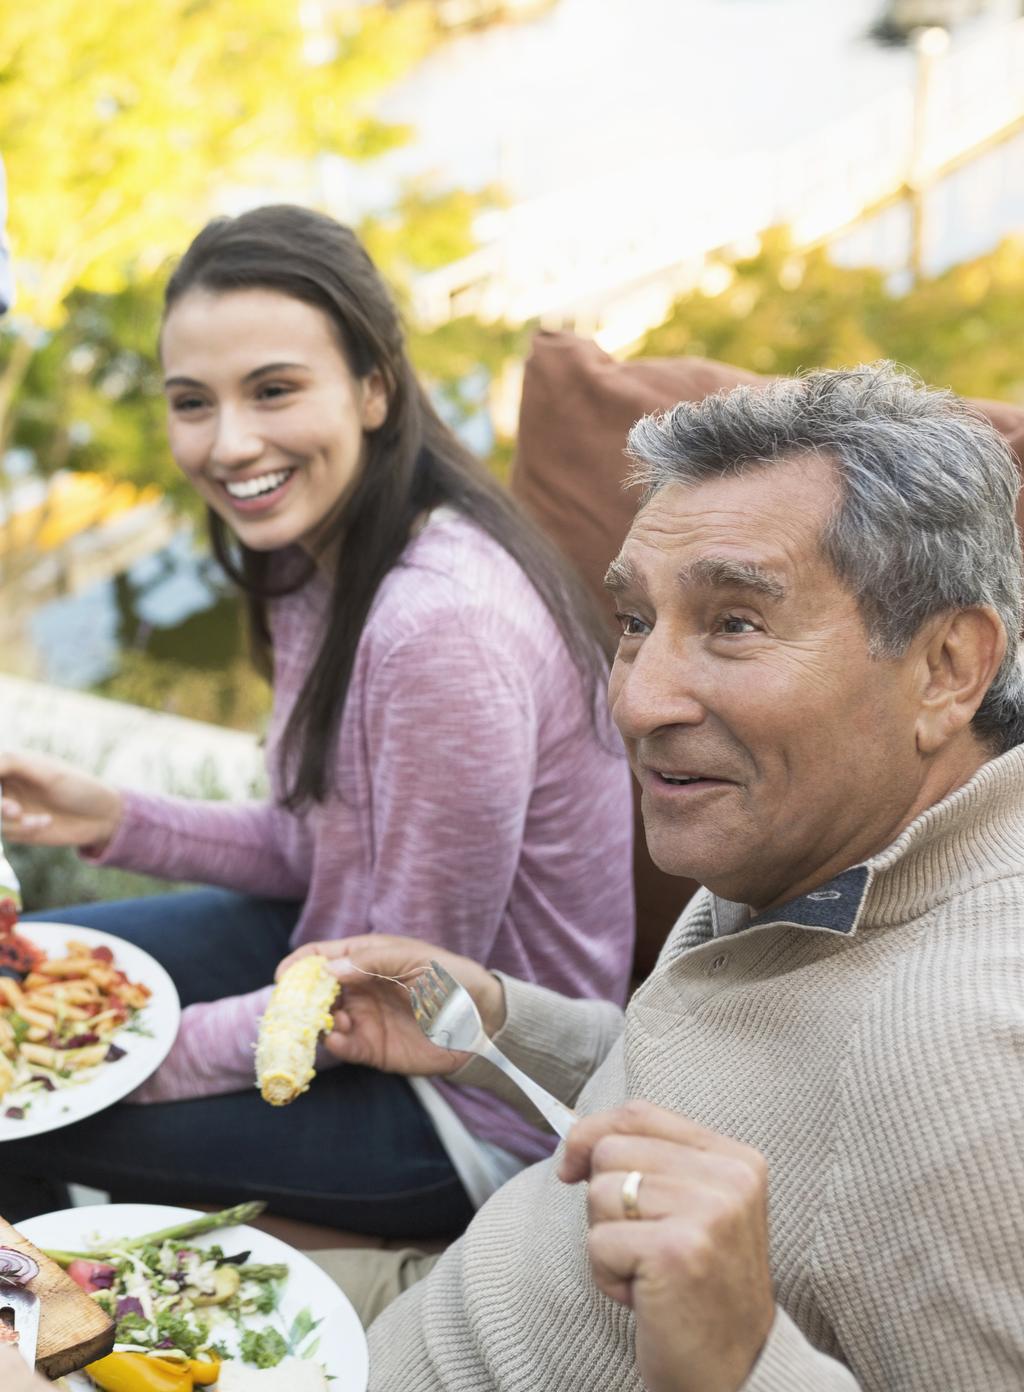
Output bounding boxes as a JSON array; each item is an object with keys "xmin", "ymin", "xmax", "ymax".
[{"xmin": 290, "ymin": 362, "xmax": 1024, "ymax": 1390}]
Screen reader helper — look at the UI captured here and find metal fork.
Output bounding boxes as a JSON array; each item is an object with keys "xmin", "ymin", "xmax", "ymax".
[{"xmin": 410, "ymin": 960, "xmax": 579, "ymax": 1140}]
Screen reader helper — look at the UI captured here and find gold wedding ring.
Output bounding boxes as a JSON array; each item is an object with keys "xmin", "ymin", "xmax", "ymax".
[{"xmin": 621, "ymin": 1169, "xmax": 643, "ymax": 1221}]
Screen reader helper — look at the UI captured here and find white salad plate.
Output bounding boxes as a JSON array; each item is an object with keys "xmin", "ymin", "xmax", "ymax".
[
  {"xmin": 0, "ymin": 920, "xmax": 180, "ymax": 1142},
  {"xmin": 19, "ymin": 1203, "xmax": 370, "ymax": 1390}
]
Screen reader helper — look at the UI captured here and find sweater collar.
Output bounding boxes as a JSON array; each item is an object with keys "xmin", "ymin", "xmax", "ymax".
[{"xmin": 710, "ymin": 744, "xmax": 1024, "ymax": 939}]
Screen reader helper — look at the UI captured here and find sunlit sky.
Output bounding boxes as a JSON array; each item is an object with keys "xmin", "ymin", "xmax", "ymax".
[{"xmin": 343, "ymin": 0, "xmax": 934, "ymax": 210}]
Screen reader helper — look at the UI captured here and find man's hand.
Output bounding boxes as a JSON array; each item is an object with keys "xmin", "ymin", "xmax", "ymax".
[
  {"xmin": 0, "ymin": 750, "xmax": 123, "ymax": 852},
  {"xmin": 560, "ymin": 1100, "xmax": 775, "ymax": 1392},
  {"xmin": 277, "ymin": 935, "xmax": 507, "ymax": 1078}
]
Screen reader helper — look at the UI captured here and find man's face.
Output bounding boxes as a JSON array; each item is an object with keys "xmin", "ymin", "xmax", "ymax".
[{"xmin": 606, "ymin": 453, "xmax": 930, "ymax": 910}]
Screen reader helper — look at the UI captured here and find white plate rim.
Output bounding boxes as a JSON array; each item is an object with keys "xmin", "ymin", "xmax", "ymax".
[
  {"xmin": 0, "ymin": 920, "xmax": 181, "ymax": 1142},
  {"xmin": 18, "ymin": 1202, "xmax": 369, "ymax": 1390}
]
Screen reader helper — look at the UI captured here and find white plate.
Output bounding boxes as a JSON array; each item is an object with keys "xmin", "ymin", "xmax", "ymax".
[
  {"xmin": 19, "ymin": 1204, "xmax": 369, "ymax": 1391},
  {"xmin": 0, "ymin": 921, "xmax": 180, "ymax": 1142}
]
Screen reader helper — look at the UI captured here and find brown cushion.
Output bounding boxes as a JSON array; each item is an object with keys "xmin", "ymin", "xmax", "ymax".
[{"xmin": 509, "ymin": 330, "xmax": 1024, "ymax": 978}]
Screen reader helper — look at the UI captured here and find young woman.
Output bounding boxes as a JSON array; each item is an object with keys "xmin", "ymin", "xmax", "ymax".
[{"xmin": 0, "ymin": 206, "xmax": 634, "ymax": 1236}]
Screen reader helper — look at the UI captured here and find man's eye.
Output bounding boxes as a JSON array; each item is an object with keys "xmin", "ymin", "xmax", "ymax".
[
  {"xmin": 615, "ymin": 612, "xmax": 650, "ymax": 638},
  {"xmin": 719, "ymin": 615, "xmax": 759, "ymax": 635}
]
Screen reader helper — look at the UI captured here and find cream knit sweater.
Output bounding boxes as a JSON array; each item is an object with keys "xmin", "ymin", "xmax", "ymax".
[{"xmin": 367, "ymin": 745, "xmax": 1024, "ymax": 1390}]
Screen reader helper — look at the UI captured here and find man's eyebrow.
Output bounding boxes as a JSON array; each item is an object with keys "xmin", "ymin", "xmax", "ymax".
[
  {"xmin": 603, "ymin": 555, "xmax": 643, "ymax": 594},
  {"xmin": 163, "ymin": 362, "xmax": 309, "ymax": 390},
  {"xmin": 678, "ymin": 557, "xmax": 787, "ymax": 600}
]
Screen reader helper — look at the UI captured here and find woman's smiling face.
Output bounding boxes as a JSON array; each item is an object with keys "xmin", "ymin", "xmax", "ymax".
[{"xmin": 161, "ymin": 287, "xmax": 387, "ymax": 558}]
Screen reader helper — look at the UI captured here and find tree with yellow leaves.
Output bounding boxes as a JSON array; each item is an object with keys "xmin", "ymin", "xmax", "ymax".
[{"xmin": 0, "ymin": 0, "xmax": 435, "ymax": 449}]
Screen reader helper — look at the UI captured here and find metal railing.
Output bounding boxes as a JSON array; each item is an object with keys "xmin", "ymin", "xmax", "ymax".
[{"xmin": 410, "ymin": 17, "xmax": 1024, "ymax": 333}]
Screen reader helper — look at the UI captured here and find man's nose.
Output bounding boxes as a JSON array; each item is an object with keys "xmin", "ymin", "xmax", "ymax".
[
  {"xmin": 610, "ymin": 635, "xmax": 706, "ymax": 741},
  {"xmin": 211, "ymin": 407, "xmax": 262, "ymax": 468}
]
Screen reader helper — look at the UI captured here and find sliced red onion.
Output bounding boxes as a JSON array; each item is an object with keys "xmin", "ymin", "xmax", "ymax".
[
  {"xmin": 62, "ymin": 1032, "xmax": 100, "ymax": 1050},
  {"xmin": 67, "ymin": 1259, "xmax": 118, "ymax": 1293},
  {"xmin": 88, "ymin": 1263, "xmax": 117, "ymax": 1291},
  {"xmin": 0, "ymin": 1247, "xmax": 39, "ymax": 1285},
  {"xmin": 116, "ymin": 1295, "xmax": 145, "ymax": 1319},
  {"xmin": 105, "ymin": 1043, "xmax": 127, "ymax": 1062},
  {"xmin": 3, "ymin": 1107, "xmax": 24, "ymax": 1120}
]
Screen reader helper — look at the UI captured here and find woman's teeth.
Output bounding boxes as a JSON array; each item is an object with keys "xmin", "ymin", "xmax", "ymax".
[{"xmin": 225, "ymin": 469, "xmax": 293, "ymax": 499}]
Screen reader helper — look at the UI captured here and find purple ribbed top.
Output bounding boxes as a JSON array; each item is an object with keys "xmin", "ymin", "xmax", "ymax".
[{"xmin": 93, "ymin": 510, "xmax": 635, "ymax": 1161}]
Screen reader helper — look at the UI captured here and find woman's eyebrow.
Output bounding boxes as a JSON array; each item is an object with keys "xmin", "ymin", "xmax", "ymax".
[
  {"xmin": 240, "ymin": 361, "xmax": 308, "ymax": 383},
  {"xmin": 163, "ymin": 362, "xmax": 309, "ymax": 390}
]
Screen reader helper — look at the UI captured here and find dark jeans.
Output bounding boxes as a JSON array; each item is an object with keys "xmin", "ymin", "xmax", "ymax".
[{"xmin": 0, "ymin": 889, "xmax": 473, "ymax": 1238}]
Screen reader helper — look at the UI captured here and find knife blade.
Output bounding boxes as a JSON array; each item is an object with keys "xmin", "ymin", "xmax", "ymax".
[
  {"xmin": 0, "ymin": 777, "xmax": 24, "ymax": 914},
  {"xmin": 0, "ymin": 1283, "xmax": 40, "ymax": 1368}
]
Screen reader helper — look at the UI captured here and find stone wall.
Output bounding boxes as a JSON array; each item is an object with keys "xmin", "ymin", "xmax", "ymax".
[{"xmin": 0, "ymin": 674, "xmax": 264, "ymax": 802}]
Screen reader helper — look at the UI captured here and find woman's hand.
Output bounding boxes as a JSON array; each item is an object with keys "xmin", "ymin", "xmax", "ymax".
[
  {"xmin": 559, "ymin": 1100, "xmax": 775, "ymax": 1392},
  {"xmin": 0, "ymin": 1346, "xmax": 52, "ymax": 1392},
  {"xmin": 0, "ymin": 751, "xmax": 123, "ymax": 852},
  {"xmin": 277, "ymin": 934, "xmax": 507, "ymax": 1078}
]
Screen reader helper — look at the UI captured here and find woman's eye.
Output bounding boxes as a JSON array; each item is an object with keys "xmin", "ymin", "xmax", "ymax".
[
  {"xmin": 615, "ymin": 612, "xmax": 650, "ymax": 638},
  {"xmin": 169, "ymin": 395, "xmax": 206, "ymax": 414},
  {"xmin": 256, "ymin": 382, "xmax": 292, "ymax": 401}
]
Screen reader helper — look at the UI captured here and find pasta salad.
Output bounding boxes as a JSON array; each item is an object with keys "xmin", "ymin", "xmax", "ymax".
[{"xmin": 0, "ymin": 929, "xmax": 151, "ymax": 1119}]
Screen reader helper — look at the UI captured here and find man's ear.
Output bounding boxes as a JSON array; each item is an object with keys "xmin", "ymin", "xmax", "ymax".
[
  {"xmin": 360, "ymin": 369, "xmax": 389, "ymax": 431},
  {"xmin": 915, "ymin": 606, "xmax": 1008, "ymax": 755}
]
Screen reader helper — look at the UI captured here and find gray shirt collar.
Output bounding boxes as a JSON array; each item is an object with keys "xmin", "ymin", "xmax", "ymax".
[{"xmin": 711, "ymin": 864, "xmax": 872, "ymax": 938}]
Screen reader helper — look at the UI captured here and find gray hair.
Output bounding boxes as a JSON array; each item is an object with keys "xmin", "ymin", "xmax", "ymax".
[{"xmin": 626, "ymin": 362, "xmax": 1024, "ymax": 754}]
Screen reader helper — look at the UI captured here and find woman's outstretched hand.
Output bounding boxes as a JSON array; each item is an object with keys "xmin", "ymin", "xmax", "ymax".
[
  {"xmin": 0, "ymin": 750, "xmax": 123, "ymax": 852},
  {"xmin": 277, "ymin": 934, "xmax": 507, "ymax": 1079},
  {"xmin": 0, "ymin": 1347, "xmax": 52, "ymax": 1392}
]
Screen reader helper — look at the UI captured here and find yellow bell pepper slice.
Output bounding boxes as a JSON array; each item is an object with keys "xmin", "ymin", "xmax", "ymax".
[
  {"xmin": 188, "ymin": 1355, "xmax": 221, "ymax": 1385},
  {"xmin": 84, "ymin": 1350, "xmax": 193, "ymax": 1391}
]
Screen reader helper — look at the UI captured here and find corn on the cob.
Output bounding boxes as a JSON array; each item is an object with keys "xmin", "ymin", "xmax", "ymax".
[{"xmin": 256, "ymin": 955, "xmax": 338, "ymax": 1106}]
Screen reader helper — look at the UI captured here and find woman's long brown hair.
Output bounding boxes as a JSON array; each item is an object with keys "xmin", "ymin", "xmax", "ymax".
[{"xmin": 163, "ymin": 204, "xmax": 609, "ymax": 809}]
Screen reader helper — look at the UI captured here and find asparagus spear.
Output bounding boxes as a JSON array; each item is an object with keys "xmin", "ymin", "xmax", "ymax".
[
  {"xmin": 237, "ymin": 1263, "xmax": 289, "ymax": 1281},
  {"xmin": 44, "ymin": 1200, "xmax": 267, "ymax": 1264}
]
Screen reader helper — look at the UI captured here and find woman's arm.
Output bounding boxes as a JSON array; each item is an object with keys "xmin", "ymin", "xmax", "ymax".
[
  {"xmin": 139, "ymin": 613, "xmax": 621, "ymax": 1106},
  {"xmin": 0, "ymin": 747, "xmax": 308, "ymax": 899},
  {"xmin": 87, "ymin": 790, "xmax": 309, "ymax": 899}
]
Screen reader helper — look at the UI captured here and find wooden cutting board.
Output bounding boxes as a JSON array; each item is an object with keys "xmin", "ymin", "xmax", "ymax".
[{"xmin": 0, "ymin": 1215, "xmax": 115, "ymax": 1378}]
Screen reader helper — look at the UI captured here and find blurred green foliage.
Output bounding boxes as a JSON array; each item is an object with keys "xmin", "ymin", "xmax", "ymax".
[
  {"xmin": 0, "ymin": 0, "xmax": 529, "ymax": 479},
  {"xmin": 93, "ymin": 650, "xmax": 272, "ymax": 733},
  {"xmin": 0, "ymin": 1, "xmax": 432, "ymax": 336},
  {"xmin": 638, "ymin": 227, "xmax": 1024, "ymax": 404}
]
